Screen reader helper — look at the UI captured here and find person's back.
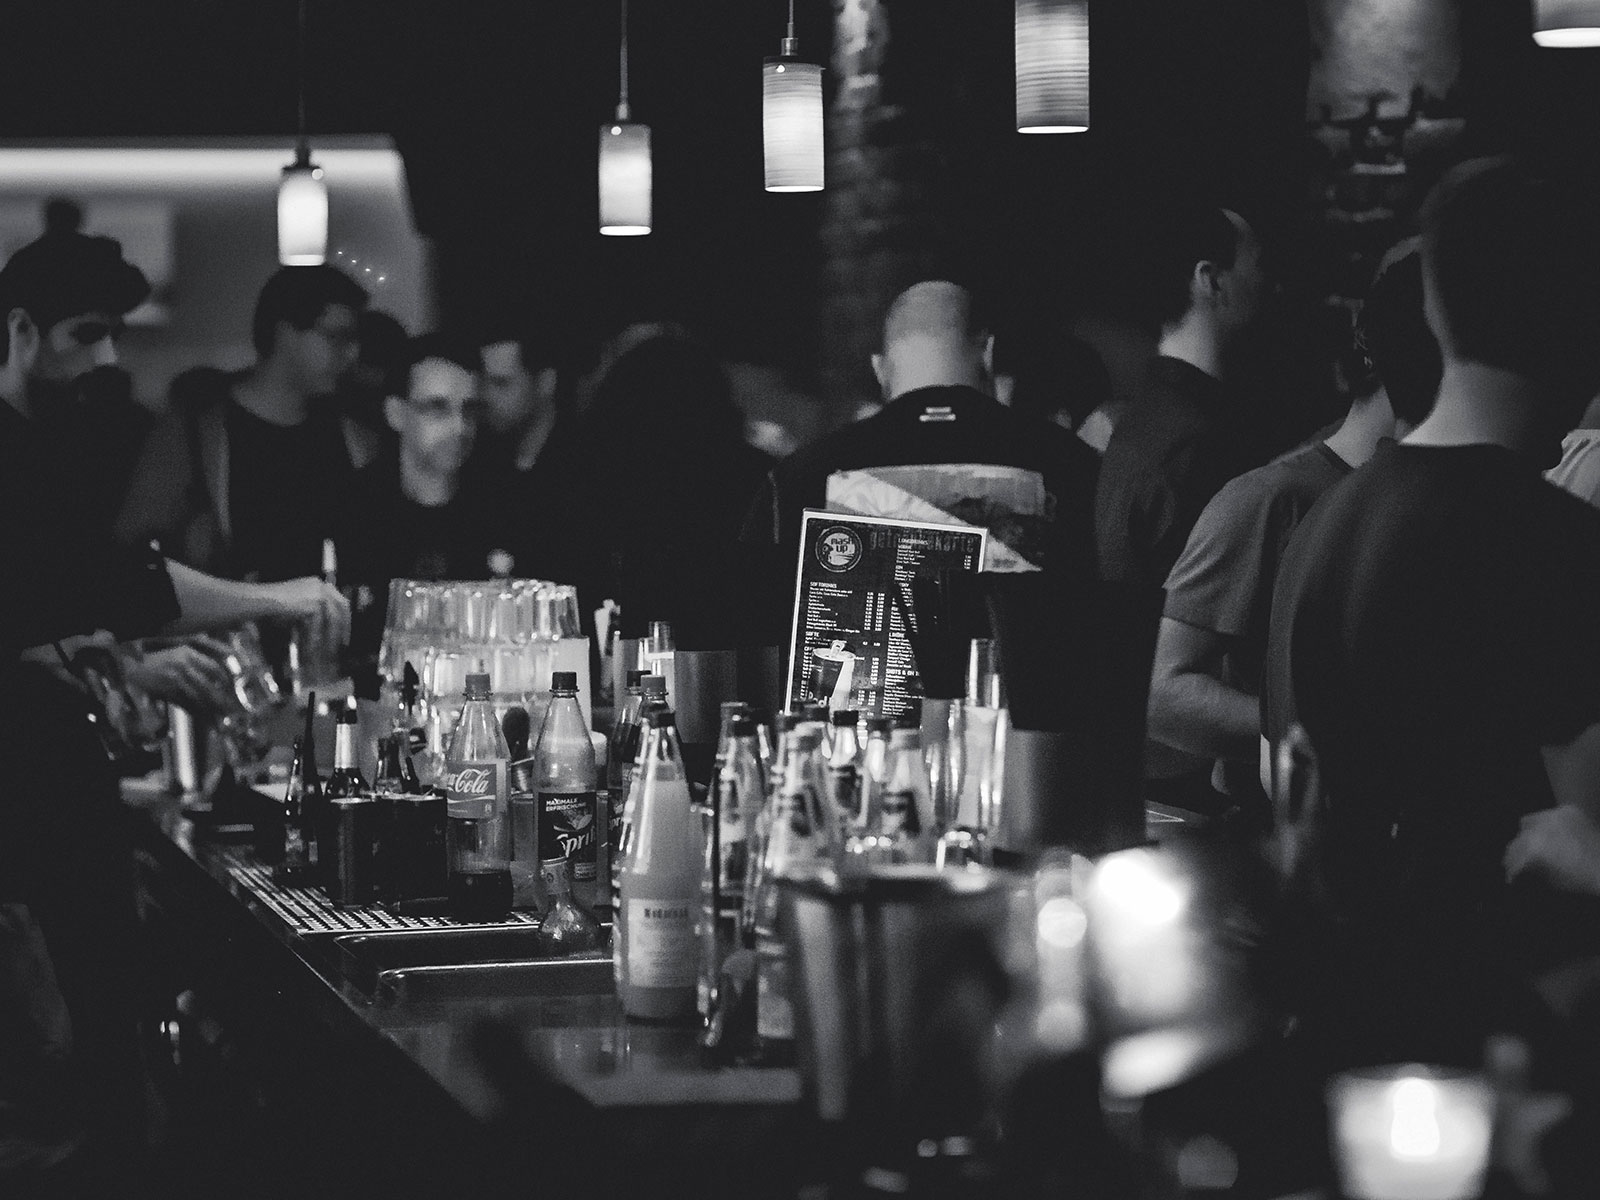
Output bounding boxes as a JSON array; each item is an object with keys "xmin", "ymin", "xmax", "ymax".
[
  {"xmin": 1262, "ymin": 158, "xmax": 1600, "ymax": 1063},
  {"xmin": 754, "ymin": 281, "xmax": 1098, "ymax": 581},
  {"xmin": 1095, "ymin": 207, "xmax": 1274, "ymax": 587}
]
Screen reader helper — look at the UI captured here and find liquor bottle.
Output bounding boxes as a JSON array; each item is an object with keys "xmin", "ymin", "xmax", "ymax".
[
  {"xmin": 322, "ymin": 697, "xmax": 379, "ymax": 904},
  {"xmin": 751, "ymin": 729, "xmax": 832, "ymax": 1066},
  {"xmin": 532, "ymin": 671, "xmax": 600, "ymax": 910},
  {"xmin": 278, "ymin": 736, "xmax": 316, "ymax": 883},
  {"xmin": 607, "ymin": 669, "xmax": 649, "ymax": 796},
  {"xmin": 881, "ymin": 724, "xmax": 936, "ymax": 863},
  {"xmin": 699, "ymin": 711, "xmax": 765, "ymax": 1020},
  {"xmin": 296, "ymin": 694, "xmax": 323, "ymax": 876},
  {"xmin": 826, "ymin": 709, "xmax": 862, "ymax": 841},
  {"xmin": 616, "ymin": 709, "xmax": 699, "ymax": 1021},
  {"xmin": 444, "ymin": 672, "xmax": 513, "ymax": 922},
  {"xmin": 535, "ymin": 856, "xmax": 604, "ymax": 955},
  {"xmin": 857, "ymin": 715, "xmax": 893, "ymax": 834}
]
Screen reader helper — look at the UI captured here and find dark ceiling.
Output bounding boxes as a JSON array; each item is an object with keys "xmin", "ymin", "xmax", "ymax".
[{"xmin": 5, "ymin": 2, "xmax": 1597, "ymax": 372}]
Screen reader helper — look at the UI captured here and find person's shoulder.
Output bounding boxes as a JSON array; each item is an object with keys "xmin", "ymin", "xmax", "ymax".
[{"xmin": 167, "ymin": 365, "xmax": 239, "ymax": 417}]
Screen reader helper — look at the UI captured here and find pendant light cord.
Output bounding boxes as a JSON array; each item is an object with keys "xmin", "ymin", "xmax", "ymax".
[
  {"xmin": 617, "ymin": 0, "xmax": 630, "ymax": 120},
  {"xmin": 781, "ymin": 0, "xmax": 799, "ymax": 56},
  {"xmin": 295, "ymin": 0, "xmax": 309, "ymax": 156}
]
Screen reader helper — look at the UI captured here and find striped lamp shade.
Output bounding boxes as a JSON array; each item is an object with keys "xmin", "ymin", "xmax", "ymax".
[
  {"xmin": 1016, "ymin": 0, "xmax": 1090, "ymax": 133},
  {"xmin": 278, "ymin": 155, "xmax": 328, "ymax": 265},
  {"xmin": 1534, "ymin": 0, "xmax": 1600, "ymax": 46},
  {"xmin": 599, "ymin": 121, "xmax": 652, "ymax": 235},
  {"xmin": 763, "ymin": 58, "xmax": 824, "ymax": 192}
]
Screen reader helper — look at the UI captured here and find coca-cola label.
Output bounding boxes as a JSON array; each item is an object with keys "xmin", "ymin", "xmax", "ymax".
[
  {"xmin": 538, "ymin": 790, "xmax": 598, "ymax": 882},
  {"xmin": 445, "ymin": 761, "xmax": 506, "ymax": 821}
]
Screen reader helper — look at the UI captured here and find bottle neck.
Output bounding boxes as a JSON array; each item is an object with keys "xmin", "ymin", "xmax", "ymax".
[{"xmin": 334, "ymin": 722, "xmax": 358, "ymax": 770}]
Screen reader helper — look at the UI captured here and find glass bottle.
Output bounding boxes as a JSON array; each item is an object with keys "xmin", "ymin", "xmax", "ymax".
[
  {"xmin": 826, "ymin": 709, "xmax": 862, "ymax": 842},
  {"xmin": 881, "ymin": 724, "xmax": 936, "ymax": 863},
  {"xmin": 322, "ymin": 698, "xmax": 379, "ymax": 904},
  {"xmin": 611, "ymin": 678, "xmax": 669, "ymax": 913},
  {"xmin": 535, "ymin": 856, "xmax": 603, "ymax": 955},
  {"xmin": 444, "ymin": 671, "xmax": 512, "ymax": 922},
  {"xmin": 700, "ymin": 713, "xmax": 766, "ymax": 1021},
  {"xmin": 370, "ymin": 730, "xmax": 415, "ymax": 901},
  {"xmin": 277, "ymin": 735, "xmax": 316, "ymax": 883},
  {"xmin": 751, "ymin": 729, "xmax": 832, "ymax": 1066},
  {"xmin": 616, "ymin": 709, "xmax": 700, "ymax": 1021},
  {"xmin": 533, "ymin": 671, "xmax": 600, "ymax": 911},
  {"xmin": 921, "ymin": 694, "xmax": 965, "ymax": 834},
  {"xmin": 642, "ymin": 620, "xmax": 676, "ymax": 705},
  {"xmin": 742, "ymin": 713, "xmax": 798, "ymax": 944},
  {"xmin": 857, "ymin": 715, "xmax": 893, "ymax": 835}
]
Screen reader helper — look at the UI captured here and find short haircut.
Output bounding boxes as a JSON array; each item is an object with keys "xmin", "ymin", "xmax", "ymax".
[
  {"xmin": 250, "ymin": 265, "xmax": 368, "ymax": 358},
  {"xmin": 357, "ymin": 310, "xmax": 410, "ymax": 397},
  {"xmin": 1144, "ymin": 206, "xmax": 1242, "ymax": 329},
  {"xmin": 475, "ymin": 314, "xmax": 553, "ymax": 376},
  {"xmin": 1421, "ymin": 157, "xmax": 1600, "ymax": 404},
  {"xmin": 0, "ymin": 232, "xmax": 150, "ymax": 364},
  {"xmin": 405, "ymin": 332, "xmax": 482, "ymax": 388},
  {"xmin": 1357, "ymin": 243, "xmax": 1441, "ymax": 428}
]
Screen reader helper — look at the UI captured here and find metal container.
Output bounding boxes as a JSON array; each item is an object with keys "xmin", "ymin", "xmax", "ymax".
[{"xmin": 777, "ymin": 864, "xmax": 1012, "ymax": 1144}]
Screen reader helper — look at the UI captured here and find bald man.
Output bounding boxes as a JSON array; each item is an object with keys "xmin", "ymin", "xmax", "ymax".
[{"xmin": 742, "ymin": 280, "xmax": 1100, "ymax": 639}]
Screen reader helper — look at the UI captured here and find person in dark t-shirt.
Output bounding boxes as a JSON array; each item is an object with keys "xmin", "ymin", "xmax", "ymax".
[
  {"xmin": 338, "ymin": 334, "xmax": 515, "ymax": 684},
  {"xmin": 1147, "ymin": 240, "xmax": 1440, "ymax": 820},
  {"xmin": 1262, "ymin": 158, "xmax": 1600, "ymax": 1065},
  {"xmin": 113, "ymin": 265, "xmax": 370, "ymax": 581},
  {"xmin": 1095, "ymin": 207, "xmax": 1275, "ymax": 589}
]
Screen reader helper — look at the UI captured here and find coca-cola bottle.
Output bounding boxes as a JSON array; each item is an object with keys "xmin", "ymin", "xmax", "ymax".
[
  {"xmin": 616, "ymin": 709, "xmax": 699, "ymax": 1021},
  {"xmin": 533, "ymin": 671, "xmax": 600, "ymax": 911},
  {"xmin": 444, "ymin": 672, "xmax": 512, "ymax": 922}
]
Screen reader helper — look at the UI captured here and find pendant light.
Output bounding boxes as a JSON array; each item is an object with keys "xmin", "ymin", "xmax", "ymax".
[
  {"xmin": 1533, "ymin": 0, "xmax": 1600, "ymax": 46},
  {"xmin": 1015, "ymin": 0, "xmax": 1090, "ymax": 134},
  {"xmin": 600, "ymin": 0, "xmax": 652, "ymax": 235},
  {"xmin": 763, "ymin": 0, "xmax": 824, "ymax": 192},
  {"xmin": 278, "ymin": 0, "xmax": 328, "ymax": 264}
]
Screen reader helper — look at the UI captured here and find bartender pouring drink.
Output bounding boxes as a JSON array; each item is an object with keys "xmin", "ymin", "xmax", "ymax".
[{"xmin": 0, "ymin": 230, "xmax": 347, "ymax": 1190}]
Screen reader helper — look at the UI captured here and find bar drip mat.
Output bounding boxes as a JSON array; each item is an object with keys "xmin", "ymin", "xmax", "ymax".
[{"xmin": 222, "ymin": 850, "xmax": 542, "ymax": 935}]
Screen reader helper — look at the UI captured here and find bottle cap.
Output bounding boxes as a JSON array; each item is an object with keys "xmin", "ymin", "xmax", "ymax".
[
  {"xmin": 730, "ymin": 715, "xmax": 757, "ymax": 737},
  {"xmin": 647, "ymin": 708, "xmax": 676, "ymax": 728},
  {"xmin": 336, "ymin": 695, "xmax": 358, "ymax": 722},
  {"xmin": 551, "ymin": 671, "xmax": 578, "ymax": 692},
  {"xmin": 626, "ymin": 668, "xmax": 648, "ymax": 688},
  {"xmin": 801, "ymin": 704, "xmax": 829, "ymax": 723},
  {"xmin": 865, "ymin": 716, "xmax": 894, "ymax": 734},
  {"xmin": 830, "ymin": 708, "xmax": 859, "ymax": 726},
  {"xmin": 464, "ymin": 672, "xmax": 492, "ymax": 698},
  {"xmin": 640, "ymin": 674, "xmax": 667, "ymax": 698},
  {"xmin": 777, "ymin": 712, "xmax": 800, "ymax": 732}
]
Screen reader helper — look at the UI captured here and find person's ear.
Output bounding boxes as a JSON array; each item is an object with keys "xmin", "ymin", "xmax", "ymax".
[
  {"xmin": 1193, "ymin": 260, "xmax": 1223, "ymax": 307},
  {"xmin": 980, "ymin": 333, "xmax": 995, "ymax": 378},
  {"xmin": 7, "ymin": 308, "xmax": 40, "ymax": 371},
  {"xmin": 383, "ymin": 395, "xmax": 405, "ymax": 433},
  {"xmin": 870, "ymin": 352, "xmax": 887, "ymax": 393}
]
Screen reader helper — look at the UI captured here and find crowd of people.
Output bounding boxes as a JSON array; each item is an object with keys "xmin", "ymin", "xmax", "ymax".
[{"xmin": 8, "ymin": 152, "xmax": 1600, "ymax": 1185}]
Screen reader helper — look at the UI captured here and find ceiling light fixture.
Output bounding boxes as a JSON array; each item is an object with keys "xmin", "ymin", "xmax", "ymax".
[
  {"xmin": 600, "ymin": 0, "xmax": 652, "ymax": 235},
  {"xmin": 278, "ymin": 0, "xmax": 328, "ymax": 264},
  {"xmin": 763, "ymin": 0, "xmax": 824, "ymax": 192},
  {"xmin": 1533, "ymin": 0, "xmax": 1600, "ymax": 47},
  {"xmin": 1016, "ymin": 0, "xmax": 1091, "ymax": 134}
]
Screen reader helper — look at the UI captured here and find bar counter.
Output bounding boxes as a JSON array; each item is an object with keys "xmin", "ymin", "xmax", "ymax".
[{"xmin": 122, "ymin": 776, "xmax": 807, "ymax": 1199}]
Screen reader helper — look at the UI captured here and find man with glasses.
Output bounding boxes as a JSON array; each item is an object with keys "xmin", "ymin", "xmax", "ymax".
[
  {"xmin": 114, "ymin": 264, "xmax": 370, "ymax": 584},
  {"xmin": 337, "ymin": 334, "xmax": 515, "ymax": 686}
]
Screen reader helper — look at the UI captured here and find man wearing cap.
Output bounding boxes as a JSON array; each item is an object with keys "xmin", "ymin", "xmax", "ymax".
[{"xmin": 0, "ymin": 231, "xmax": 348, "ymax": 1188}]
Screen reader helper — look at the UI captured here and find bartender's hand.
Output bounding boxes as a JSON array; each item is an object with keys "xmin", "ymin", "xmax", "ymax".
[
  {"xmin": 270, "ymin": 577, "xmax": 351, "ymax": 645},
  {"xmin": 1504, "ymin": 805, "xmax": 1600, "ymax": 896},
  {"xmin": 124, "ymin": 640, "xmax": 237, "ymax": 714}
]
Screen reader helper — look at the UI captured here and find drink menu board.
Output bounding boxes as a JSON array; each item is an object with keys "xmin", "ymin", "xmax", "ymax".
[{"xmin": 786, "ymin": 509, "xmax": 987, "ymax": 721}]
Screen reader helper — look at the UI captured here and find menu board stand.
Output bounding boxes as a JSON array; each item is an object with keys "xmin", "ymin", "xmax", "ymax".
[{"xmin": 785, "ymin": 509, "xmax": 987, "ymax": 721}]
